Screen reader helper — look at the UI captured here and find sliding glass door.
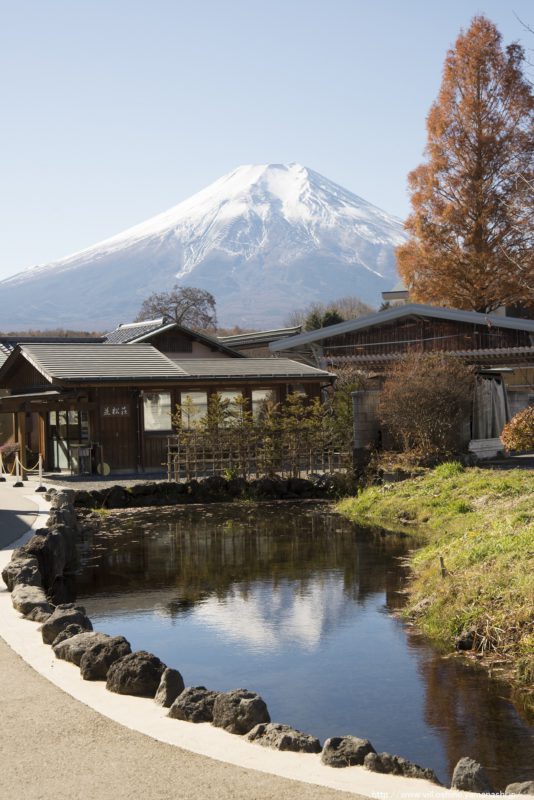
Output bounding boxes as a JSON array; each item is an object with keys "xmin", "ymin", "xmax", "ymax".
[{"xmin": 47, "ymin": 409, "xmax": 89, "ymax": 471}]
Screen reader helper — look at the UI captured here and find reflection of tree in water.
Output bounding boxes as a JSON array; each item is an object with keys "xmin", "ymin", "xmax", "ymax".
[
  {"xmin": 77, "ymin": 503, "xmax": 412, "ymax": 612},
  {"xmin": 408, "ymin": 630, "xmax": 534, "ymax": 791}
]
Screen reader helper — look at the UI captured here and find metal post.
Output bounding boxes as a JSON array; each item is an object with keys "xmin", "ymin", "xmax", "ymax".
[
  {"xmin": 13, "ymin": 455, "xmax": 24, "ymax": 487},
  {"xmin": 35, "ymin": 454, "xmax": 47, "ymax": 493}
]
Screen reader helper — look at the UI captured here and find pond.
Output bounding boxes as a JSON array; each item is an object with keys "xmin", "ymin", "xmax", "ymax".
[{"xmin": 76, "ymin": 502, "xmax": 534, "ymax": 790}]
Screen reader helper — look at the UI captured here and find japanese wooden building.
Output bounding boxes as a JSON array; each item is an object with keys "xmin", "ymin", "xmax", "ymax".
[
  {"xmin": 0, "ymin": 318, "xmax": 333, "ymax": 475},
  {"xmin": 271, "ymin": 303, "xmax": 534, "ymax": 455}
]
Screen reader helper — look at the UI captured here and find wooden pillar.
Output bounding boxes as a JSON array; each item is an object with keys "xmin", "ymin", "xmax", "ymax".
[
  {"xmin": 135, "ymin": 390, "xmax": 144, "ymax": 473},
  {"xmin": 352, "ymin": 390, "xmax": 374, "ymax": 449},
  {"xmin": 17, "ymin": 410, "xmax": 27, "ymax": 470},
  {"xmin": 352, "ymin": 389, "xmax": 381, "ymax": 470},
  {"xmin": 38, "ymin": 413, "xmax": 46, "ymax": 460}
]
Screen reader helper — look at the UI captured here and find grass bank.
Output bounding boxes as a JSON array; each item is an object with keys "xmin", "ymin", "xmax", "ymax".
[{"xmin": 337, "ymin": 463, "xmax": 534, "ymax": 709}]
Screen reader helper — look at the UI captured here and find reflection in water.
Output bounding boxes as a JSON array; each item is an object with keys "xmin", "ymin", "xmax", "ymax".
[
  {"xmin": 194, "ymin": 576, "xmax": 358, "ymax": 651},
  {"xmin": 413, "ymin": 637, "xmax": 534, "ymax": 788},
  {"xmin": 77, "ymin": 503, "xmax": 534, "ymax": 789}
]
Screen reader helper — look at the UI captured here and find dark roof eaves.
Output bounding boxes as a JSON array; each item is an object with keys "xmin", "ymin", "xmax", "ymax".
[
  {"xmin": 45, "ymin": 372, "xmax": 334, "ymax": 385},
  {"xmin": 172, "ymin": 373, "xmax": 334, "ymax": 381},
  {"xmin": 52, "ymin": 375, "xmax": 186, "ymax": 384}
]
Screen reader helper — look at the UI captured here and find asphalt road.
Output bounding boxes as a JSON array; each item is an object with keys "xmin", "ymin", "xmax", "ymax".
[{"xmin": 0, "ymin": 483, "xmax": 39, "ymax": 548}]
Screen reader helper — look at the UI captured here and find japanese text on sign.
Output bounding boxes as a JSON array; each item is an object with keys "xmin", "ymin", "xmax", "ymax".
[{"xmin": 102, "ymin": 405, "xmax": 129, "ymax": 417}]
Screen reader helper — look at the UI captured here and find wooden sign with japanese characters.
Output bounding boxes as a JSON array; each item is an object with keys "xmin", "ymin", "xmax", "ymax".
[{"xmin": 102, "ymin": 405, "xmax": 130, "ymax": 417}]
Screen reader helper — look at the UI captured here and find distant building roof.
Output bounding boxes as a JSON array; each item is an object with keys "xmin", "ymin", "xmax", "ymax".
[
  {"xmin": 0, "ymin": 335, "xmax": 103, "ymax": 370},
  {"xmin": 270, "ymin": 303, "xmax": 534, "ymax": 353},
  {"xmin": 390, "ymin": 279, "xmax": 408, "ymax": 292},
  {"xmin": 104, "ymin": 318, "xmax": 168, "ymax": 344},
  {"xmin": 0, "ymin": 335, "xmax": 103, "ymax": 352},
  {"xmin": 0, "ymin": 347, "xmax": 9, "ymax": 369},
  {"xmin": 104, "ymin": 318, "xmax": 243, "ymax": 357},
  {"xmin": 218, "ymin": 326, "xmax": 302, "ymax": 349},
  {"xmin": 382, "ymin": 279, "xmax": 409, "ymax": 302}
]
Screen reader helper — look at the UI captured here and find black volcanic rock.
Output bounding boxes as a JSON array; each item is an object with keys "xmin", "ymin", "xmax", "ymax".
[{"xmin": 106, "ymin": 651, "xmax": 166, "ymax": 698}]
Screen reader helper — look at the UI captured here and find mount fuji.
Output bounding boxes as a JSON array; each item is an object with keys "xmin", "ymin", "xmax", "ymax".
[{"xmin": 0, "ymin": 163, "xmax": 406, "ymax": 331}]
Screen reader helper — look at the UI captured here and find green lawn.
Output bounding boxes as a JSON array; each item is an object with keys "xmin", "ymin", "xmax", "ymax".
[{"xmin": 337, "ymin": 464, "xmax": 534, "ymax": 707}]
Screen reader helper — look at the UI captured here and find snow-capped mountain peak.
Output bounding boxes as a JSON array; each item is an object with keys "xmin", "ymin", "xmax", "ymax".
[{"xmin": 0, "ymin": 163, "xmax": 406, "ymax": 330}]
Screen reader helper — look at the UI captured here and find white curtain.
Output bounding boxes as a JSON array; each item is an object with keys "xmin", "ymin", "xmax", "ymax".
[{"xmin": 472, "ymin": 376, "xmax": 511, "ymax": 440}]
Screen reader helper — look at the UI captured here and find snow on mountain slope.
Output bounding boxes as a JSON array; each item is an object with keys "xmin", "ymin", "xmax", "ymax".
[{"xmin": 0, "ymin": 163, "xmax": 406, "ymax": 330}]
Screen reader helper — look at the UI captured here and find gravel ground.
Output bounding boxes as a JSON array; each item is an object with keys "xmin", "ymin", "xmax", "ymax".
[{"xmin": 22, "ymin": 472, "xmax": 168, "ymax": 493}]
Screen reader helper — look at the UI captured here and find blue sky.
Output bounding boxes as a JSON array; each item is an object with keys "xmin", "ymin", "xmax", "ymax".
[{"xmin": 1, "ymin": 0, "xmax": 532, "ymax": 280}]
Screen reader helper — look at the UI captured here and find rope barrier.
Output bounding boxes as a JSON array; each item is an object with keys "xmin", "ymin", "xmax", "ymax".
[
  {"xmin": 10, "ymin": 454, "xmax": 47, "ymax": 491},
  {"xmin": 0, "ymin": 452, "xmax": 28, "ymax": 477},
  {"xmin": 18, "ymin": 458, "xmax": 41, "ymax": 474}
]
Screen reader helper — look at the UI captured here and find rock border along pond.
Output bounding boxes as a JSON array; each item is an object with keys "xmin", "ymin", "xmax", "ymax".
[{"xmin": 2, "ymin": 484, "xmax": 533, "ymax": 797}]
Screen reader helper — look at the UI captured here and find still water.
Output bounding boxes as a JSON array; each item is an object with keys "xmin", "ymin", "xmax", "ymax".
[{"xmin": 76, "ymin": 502, "xmax": 534, "ymax": 789}]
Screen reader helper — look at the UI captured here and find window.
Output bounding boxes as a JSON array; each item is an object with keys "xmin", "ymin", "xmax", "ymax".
[
  {"xmin": 288, "ymin": 384, "xmax": 307, "ymax": 397},
  {"xmin": 251, "ymin": 388, "xmax": 276, "ymax": 418},
  {"xmin": 218, "ymin": 390, "xmax": 241, "ymax": 411},
  {"xmin": 158, "ymin": 333, "xmax": 193, "ymax": 353},
  {"xmin": 180, "ymin": 391, "xmax": 208, "ymax": 428},
  {"xmin": 194, "ymin": 390, "xmax": 244, "ymax": 426},
  {"xmin": 143, "ymin": 392, "xmax": 172, "ymax": 431}
]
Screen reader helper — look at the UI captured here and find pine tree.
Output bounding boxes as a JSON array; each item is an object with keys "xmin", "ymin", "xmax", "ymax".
[{"xmin": 397, "ymin": 16, "xmax": 534, "ymax": 313}]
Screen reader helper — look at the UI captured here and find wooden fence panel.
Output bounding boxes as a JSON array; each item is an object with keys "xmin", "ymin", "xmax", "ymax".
[{"xmin": 167, "ymin": 428, "xmax": 351, "ymax": 481}]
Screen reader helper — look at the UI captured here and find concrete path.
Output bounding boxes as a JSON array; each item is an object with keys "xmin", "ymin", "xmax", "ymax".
[
  {"xmin": 0, "ymin": 637, "xmax": 360, "ymax": 800},
  {"xmin": 480, "ymin": 453, "xmax": 534, "ymax": 470},
  {"xmin": 0, "ymin": 482, "xmax": 40, "ymax": 547}
]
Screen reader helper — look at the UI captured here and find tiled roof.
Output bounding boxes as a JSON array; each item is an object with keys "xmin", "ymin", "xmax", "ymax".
[
  {"xmin": 171, "ymin": 358, "xmax": 333, "ymax": 380},
  {"xmin": 18, "ymin": 344, "xmax": 187, "ymax": 383},
  {"xmin": 0, "ymin": 337, "xmax": 103, "ymax": 369},
  {"xmin": 104, "ymin": 318, "xmax": 168, "ymax": 344},
  {"xmin": 0, "ymin": 342, "xmax": 12, "ymax": 361}
]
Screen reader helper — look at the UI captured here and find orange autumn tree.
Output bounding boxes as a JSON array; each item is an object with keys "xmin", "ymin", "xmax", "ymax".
[{"xmin": 397, "ymin": 16, "xmax": 534, "ymax": 313}]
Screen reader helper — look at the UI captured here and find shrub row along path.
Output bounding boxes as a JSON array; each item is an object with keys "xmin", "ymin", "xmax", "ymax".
[{"xmin": 0, "ymin": 484, "xmax": 364, "ymax": 800}]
